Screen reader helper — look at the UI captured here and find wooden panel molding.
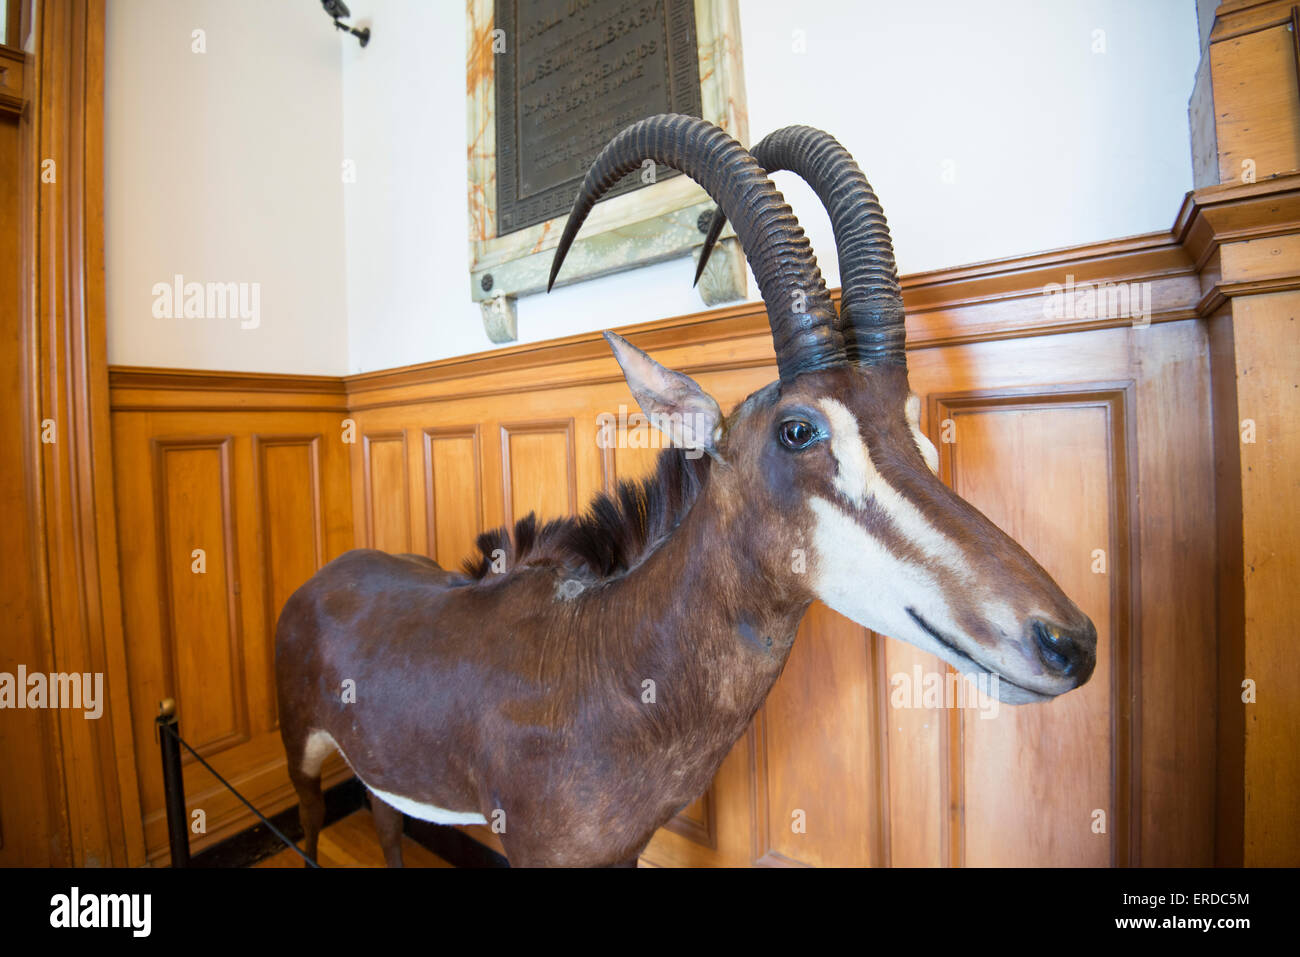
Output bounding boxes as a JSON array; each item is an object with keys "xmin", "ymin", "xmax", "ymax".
[
  {"xmin": 931, "ymin": 385, "xmax": 1137, "ymax": 867},
  {"xmin": 422, "ymin": 427, "xmax": 483, "ymax": 570},
  {"xmin": 1202, "ymin": 0, "xmax": 1300, "ymax": 184},
  {"xmin": 1210, "ymin": 22, "xmax": 1300, "ymax": 184},
  {"xmin": 662, "ymin": 789, "xmax": 718, "ymax": 851},
  {"xmin": 10, "ymin": 0, "xmax": 146, "ymax": 867},
  {"xmin": 151, "ymin": 436, "xmax": 249, "ymax": 757},
  {"xmin": 1216, "ymin": 291, "xmax": 1300, "ymax": 865},
  {"xmin": 750, "ymin": 606, "xmax": 888, "ymax": 868},
  {"xmin": 362, "ymin": 431, "xmax": 412, "ymax": 553},
  {"xmin": 499, "ymin": 419, "xmax": 577, "ymax": 527},
  {"xmin": 253, "ymin": 434, "xmax": 325, "ymax": 727},
  {"xmin": 341, "ymin": 232, "xmax": 1204, "ymax": 413},
  {"xmin": 109, "ymin": 387, "xmax": 354, "ymax": 861},
  {"xmin": 0, "ymin": 10, "xmax": 60, "ymax": 864},
  {"xmin": 0, "ymin": 46, "xmax": 28, "ymax": 115},
  {"xmin": 108, "ymin": 367, "xmax": 348, "ymax": 413}
]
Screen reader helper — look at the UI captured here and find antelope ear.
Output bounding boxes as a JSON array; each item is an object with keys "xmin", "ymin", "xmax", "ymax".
[{"xmin": 604, "ymin": 331, "xmax": 723, "ymax": 459}]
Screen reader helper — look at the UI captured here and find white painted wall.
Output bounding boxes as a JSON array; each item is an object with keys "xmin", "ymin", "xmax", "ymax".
[
  {"xmin": 104, "ymin": 1, "xmax": 1200, "ymax": 375},
  {"xmin": 340, "ymin": 0, "xmax": 1199, "ymax": 374},
  {"xmin": 104, "ymin": 0, "xmax": 349, "ymax": 374},
  {"xmin": 339, "ymin": 1, "xmax": 481, "ymax": 375},
  {"xmin": 746, "ymin": 0, "xmax": 1201, "ymax": 278}
]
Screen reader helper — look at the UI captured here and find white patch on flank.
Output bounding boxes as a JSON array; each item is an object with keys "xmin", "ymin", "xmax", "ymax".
[
  {"xmin": 817, "ymin": 398, "xmax": 967, "ymax": 581},
  {"xmin": 301, "ymin": 729, "xmax": 487, "ymax": 825},
  {"xmin": 302, "ymin": 729, "xmax": 340, "ymax": 777},
  {"xmin": 905, "ymin": 393, "xmax": 940, "ymax": 475},
  {"xmin": 365, "ymin": 785, "xmax": 488, "ymax": 826}
]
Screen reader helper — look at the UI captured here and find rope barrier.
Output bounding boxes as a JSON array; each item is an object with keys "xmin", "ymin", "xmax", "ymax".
[{"xmin": 157, "ymin": 702, "xmax": 319, "ymax": 868}]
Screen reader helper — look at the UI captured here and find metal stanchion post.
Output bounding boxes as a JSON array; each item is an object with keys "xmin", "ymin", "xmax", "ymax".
[{"xmin": 157, "ymin": 697, "xmax": 190, "ymax": 868}]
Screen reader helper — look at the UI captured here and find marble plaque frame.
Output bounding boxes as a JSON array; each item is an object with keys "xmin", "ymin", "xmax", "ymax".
[{"xmin": 466, "ymin": 0, "xmax": 749, "ymax": 339}]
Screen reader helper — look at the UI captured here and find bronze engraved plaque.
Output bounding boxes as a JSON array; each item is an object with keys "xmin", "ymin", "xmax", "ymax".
[{"xmin": 494, "ymin": 0, "xmax": 703, "ymax": 235}]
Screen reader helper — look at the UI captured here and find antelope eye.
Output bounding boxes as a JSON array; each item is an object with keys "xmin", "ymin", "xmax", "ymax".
[{"xmin": 779, "ymin": 419, "xmax": 817, "ymax": 451}]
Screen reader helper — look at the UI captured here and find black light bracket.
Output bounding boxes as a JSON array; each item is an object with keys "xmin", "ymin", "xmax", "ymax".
[{"xmin": 322, "ymin": 0, "xmax": 370, "ymax": 48}]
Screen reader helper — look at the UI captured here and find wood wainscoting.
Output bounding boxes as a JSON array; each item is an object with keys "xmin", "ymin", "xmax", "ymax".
[
  {"xmin": 107, "ymin": 373, "xmax": 356, "ymax": 862},
  {"xmin": 109, "ymin": 219, "xmax": 1240, "ymax": 866}
]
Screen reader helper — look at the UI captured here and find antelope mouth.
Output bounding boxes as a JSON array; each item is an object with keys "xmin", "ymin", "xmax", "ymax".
[{"xmin": 904, "ymin": 607, "xmax": 1051, "ymax": 705}]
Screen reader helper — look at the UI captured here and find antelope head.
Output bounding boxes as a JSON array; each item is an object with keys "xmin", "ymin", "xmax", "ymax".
[{"xmin": 551, "ymin": 116, "xmax": 1096, "ymax": 704}]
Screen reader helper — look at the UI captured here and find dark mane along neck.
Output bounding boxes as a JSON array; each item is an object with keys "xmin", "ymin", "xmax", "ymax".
[{"xmin": 461, "ymin": 447, "xmax": 712, "ymax": 582}]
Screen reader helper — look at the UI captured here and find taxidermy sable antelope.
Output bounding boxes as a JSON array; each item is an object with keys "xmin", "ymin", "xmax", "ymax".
[{"xmin": 276, "ymin": 114, "xmax": 1097, "ymax": 868}]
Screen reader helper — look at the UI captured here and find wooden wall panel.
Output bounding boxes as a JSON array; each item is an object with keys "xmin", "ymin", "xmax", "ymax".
[
  {"xmin": 662, "ymin": 791, "xmax": 716, "ymax": 850},
  {"xmin": 752, "ymin": 606, "xmax": 885, "ymax": 867},
  {"xmin": 1131, "ymin": 325, "xmax": 1217, "ymax": 866},
  {"xmin": 608, "ymin": 442, "xmax": 661, "ymax": 491},
  {"xmin": 363, "ymin": 432, "xmax": 410, "ymax": 552},
  {"xmin": 0, "ymin": 82, "xmax": 66, "ymax": 866},
  {"xmin": 940, "ymin": 398, "xmax": 1125, "ymax": 867},
  {"xmin": 255, "ymin": 435, "xmax": 324, "ymax": 727},
  {"xmin": 1210, "ymin": 22, "xmax": 1300, "ymax": 184},
  {"xmin": 153, "ymin": 438, "xmax": 247, "ymax": 756},
  {"xmin": 883, "ymin": 638, "xmax": 946, "ymax": 867},
  {"xmin": 1190, "ymin": 2, "xmax": 1300, "ymax": 858},
  {"xmin": 906, "ymin": 324, "xmax": 1213, "ymax": 867},
  {"xmin": 110, "ymin": 397, "xmax": 353, "ymax": 862},
  {"xmin": 1229, "ymin": 291, "xmax": 1300, "ymax": 865},
  {"xmin": 1208, "ymin": 308, "xmax": 1246, "ymax": 866},
  {"xmin": 500, "ymin": 420, "xmax": 576, "ymax": 526},
  {"xmin": 423, "ymin": 428, "xmax": 483, "ymax": 570}
]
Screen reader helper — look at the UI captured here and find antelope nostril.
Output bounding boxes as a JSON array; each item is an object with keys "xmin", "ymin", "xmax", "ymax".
[{"xmin": 1033, "ymin": 620, "xmax": 1079, "ymax": 677}]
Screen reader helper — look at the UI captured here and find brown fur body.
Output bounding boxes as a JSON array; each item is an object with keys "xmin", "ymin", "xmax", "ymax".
[
  {"xmin": 277, "ymin": 365, "xmax": 1094, "ymax": 867},
  {"xmin": 277, "ymin": 386, "xmax": 813, "ymax": 867}
]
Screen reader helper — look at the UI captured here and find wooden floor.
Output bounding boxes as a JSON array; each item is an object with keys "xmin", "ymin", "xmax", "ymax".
[{"xmin": 254, "ymin": 809, "xmax": 453, "ymax": 868}]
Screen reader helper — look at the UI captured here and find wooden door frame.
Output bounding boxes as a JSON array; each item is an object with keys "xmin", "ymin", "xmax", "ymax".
[{"xmin": 20, "ymin": 0, "xmax": 145, "ymax": 866}]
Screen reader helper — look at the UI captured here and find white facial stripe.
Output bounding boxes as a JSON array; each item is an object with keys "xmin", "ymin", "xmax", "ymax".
[
  {"xmin": 809, "ymin": 494, "xmax": 953, "ymax": 642},
  {"xmin": 820, "ymin": 398, "xmax": 872, "ymax": 508},
  {"xmin": 809, "ymin": 496, "xmax": 1046, "ymax": 703},
  {"xmin": 905, "ymin": 394, "xmax": 940, "ymax": 475},
  {"xmin": 817, "ymin": 397, "xmax": 967, "ymax": 581},
  {"xmin": 302, "ymin": 729, "xmax": 487, "ymax": 825}
]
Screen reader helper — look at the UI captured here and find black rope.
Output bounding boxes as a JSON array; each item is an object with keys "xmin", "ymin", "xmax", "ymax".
[{"xmin": 160, "ymin": 721, "xmax": 320, "ymax": 868}]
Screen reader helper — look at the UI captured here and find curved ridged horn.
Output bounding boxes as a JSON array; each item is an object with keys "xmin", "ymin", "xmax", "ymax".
[
  {"xmin": 548, "ymin": 114, "xmax": 845, "ymax": 382},
  {"xmin": 695, "ymin": 126, "xmax": 906, "ymax": 366}
]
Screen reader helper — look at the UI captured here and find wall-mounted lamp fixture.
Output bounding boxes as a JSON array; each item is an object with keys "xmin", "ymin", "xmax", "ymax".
[{"xmin": 322, "ymin": 0, "xmax": 370, "ymax": 48}]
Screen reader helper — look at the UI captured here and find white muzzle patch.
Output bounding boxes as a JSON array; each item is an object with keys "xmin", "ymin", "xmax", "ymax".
[{"xmin": 809, "ymin": 398, "xmax": 1035, "ymax": 702}]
